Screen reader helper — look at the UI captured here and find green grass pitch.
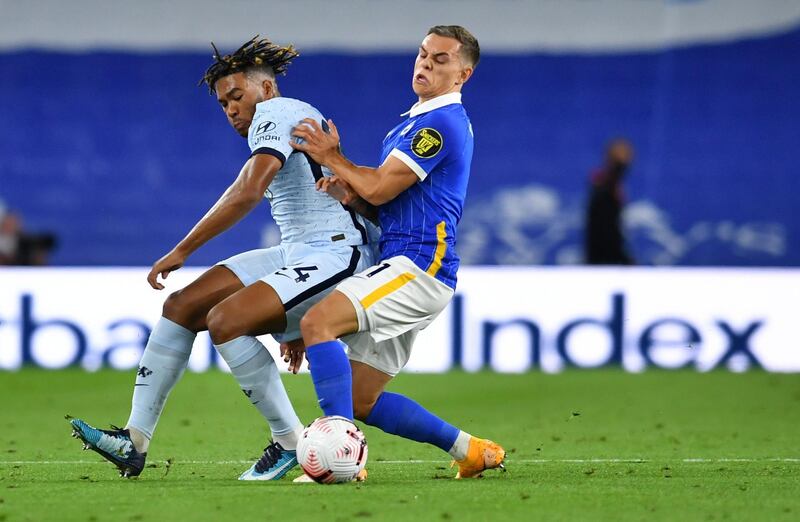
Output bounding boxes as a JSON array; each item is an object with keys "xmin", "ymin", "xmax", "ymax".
[{"xmin": 1, "ymin": 369, "xmax": 799, "ymax": 521}]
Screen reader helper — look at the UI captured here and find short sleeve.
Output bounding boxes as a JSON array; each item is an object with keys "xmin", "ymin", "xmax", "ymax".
[
  {"xmin": 247, "ymin": 99, "xmax": 306, "ymax": 166},
  {"xmin": 388, "ymin": 111, "xmax": 463, "ymax": 181}
]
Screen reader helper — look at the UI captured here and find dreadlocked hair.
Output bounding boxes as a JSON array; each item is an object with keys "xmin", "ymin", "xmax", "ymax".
[{"xmin": 200, "ymin": 35, "xmax": 299, "ymax": 93}]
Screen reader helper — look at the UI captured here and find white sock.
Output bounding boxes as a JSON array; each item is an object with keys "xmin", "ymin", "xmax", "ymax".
[
  {"xmin": 126, "ymin": 317, "xmax": 195, "ymax": 452},
  {"xmin": 447, "ymin": 431, "xmax": 472, "ymax": 461},
  {"xmin": 128, "ymin": 427, "xmax": 150, "ymax": 454},
  {"xmin": 215, "ymin": 336, "xmax": 303, "ymax": 449},
  {"xmin": 273, "ymin": 426, "xmax": 304, "ymax": 451}
]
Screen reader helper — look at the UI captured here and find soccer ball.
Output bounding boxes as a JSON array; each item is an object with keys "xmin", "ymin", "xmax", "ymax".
[{"xmin": 296, "ymin": 415, "xmax": 368, "ymax": 483}]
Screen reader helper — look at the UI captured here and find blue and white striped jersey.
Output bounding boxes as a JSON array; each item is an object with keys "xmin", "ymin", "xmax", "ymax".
[
  {"xmin": 248, "ymin": 97, "xmax": 370, "ymax": 246},
  {"xmin": 378, "ymin": 92, "xmax": 473, "ymax": 289}
]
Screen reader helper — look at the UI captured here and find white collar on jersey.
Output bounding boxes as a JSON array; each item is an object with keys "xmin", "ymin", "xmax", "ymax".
[{"xmin": 401, "ymin": 92, "xmax": 462, "ymax": 118}]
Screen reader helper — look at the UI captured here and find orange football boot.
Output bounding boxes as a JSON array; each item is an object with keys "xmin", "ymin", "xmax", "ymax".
[{"xmin": 451, "ymin": 437, "xmax": 506, "ymax": 479}]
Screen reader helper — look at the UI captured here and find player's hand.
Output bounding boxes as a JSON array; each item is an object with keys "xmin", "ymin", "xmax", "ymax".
[
  {"xmin": 147, "ymin": 249, "xmax": 186, "ymax": 290},
  {"xmin": 316, "ymin": 175, "xmax": 359, "ymax": 206},
  {"xmin": 290, "ymin": 118, "xmax": 340, "ymax": 166},
  {"xmin": 280, "ymin": 338, "xmax": 307, "ymax": 374}
]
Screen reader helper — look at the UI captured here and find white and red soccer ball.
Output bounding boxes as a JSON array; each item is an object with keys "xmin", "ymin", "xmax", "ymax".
[{"xmin": 296, "ymin": 415, "xmax": 368, "ymax": 484}]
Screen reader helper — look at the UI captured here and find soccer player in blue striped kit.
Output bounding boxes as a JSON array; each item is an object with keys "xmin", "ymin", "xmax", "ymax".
[{"xmin": 291, "ymin": 25, "xmax": 505, "ymax": 479}]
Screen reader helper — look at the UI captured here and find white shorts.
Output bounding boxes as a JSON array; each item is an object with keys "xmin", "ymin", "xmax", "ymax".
[
  {"xmin": 336, "ymin": 255, "xmax": 454, "ymax": 343},
  {"xmin": 219, "ymin": 242, "xmax": 376, "ymax": 342},
  {"xmin": 343, "ymin": 329, "xmax": 418, "ymax": 377}
]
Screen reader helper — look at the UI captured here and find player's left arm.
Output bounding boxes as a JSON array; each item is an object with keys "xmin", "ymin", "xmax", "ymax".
[{"xmin": 291, "ymin": 119, "xmax": 418, "ymax": 206}]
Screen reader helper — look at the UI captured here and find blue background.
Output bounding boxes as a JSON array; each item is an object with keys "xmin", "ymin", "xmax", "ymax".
[{"xmin": 1, "ymin": 28, "xmax": 797, "ymax": 266}]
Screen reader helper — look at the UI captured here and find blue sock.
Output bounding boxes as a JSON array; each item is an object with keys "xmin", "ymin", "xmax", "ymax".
[
  {"xmin": 364, "ymin": 392, "xmax": 459, "ymax": 452},
  {"xmin": 305, "ymin": 340, "xmax": 353, "ymax": 420}
]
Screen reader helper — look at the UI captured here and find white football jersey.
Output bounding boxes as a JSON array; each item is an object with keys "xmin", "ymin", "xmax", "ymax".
[{"xmin": 248, "ymin": 97, "xmax": 371, "ymax": 246}]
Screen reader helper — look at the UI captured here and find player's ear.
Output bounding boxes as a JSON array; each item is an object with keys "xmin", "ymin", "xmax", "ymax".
[
  {"xmin": 457, "ymin": 66, "xmax": 474, "ymax": 85},
  {"xmin": 262, "ymin": 79, "xmax": 276, "ymax": 99}
]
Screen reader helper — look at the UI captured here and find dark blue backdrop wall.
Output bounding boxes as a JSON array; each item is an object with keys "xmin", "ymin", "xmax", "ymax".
[{"xmin": 1, "ymin": 28, "xmax": 798, "ymax": 266}]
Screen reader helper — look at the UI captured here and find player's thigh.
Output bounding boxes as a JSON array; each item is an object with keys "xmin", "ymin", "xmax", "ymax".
[
  {"xmin": 336, "ymin": 256, "xmax": 453, "ymax": 342},
  {"xmin": 163, "ymin": 265, "xmax": 244, "ymax": 330},
  {"xmin": 301, "ymin": 290, "xmax": 361, "ymax": 344},
  {"xmin": 174, "ymin": 246, "xmax": 285, "ymax": 333},
  {"xmin": 269, "ymin": 244, "xmax": 369, "ymax": 343},
  {"xmin": 207, "ymin": 281, "xmax": 287, "ymax": 343}
]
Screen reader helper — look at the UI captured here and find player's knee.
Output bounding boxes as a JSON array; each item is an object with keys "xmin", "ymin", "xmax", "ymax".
[
  {"xmin": 300, "ymin": 306, "xmax": 325, "ymax": 342},
  {"xmin": 206, "ymin": 304, "xmax": 238, "ymax": 345},
  {"xmin": 162, "ymin": 290, "xmax": 206, "ymax": 332},
  {"xmin": 162, "ymin": 290, "xmax": 191, "ymax": 324}
]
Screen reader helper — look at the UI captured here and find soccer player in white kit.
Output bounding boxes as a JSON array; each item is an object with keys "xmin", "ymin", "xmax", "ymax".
[{"xmin": 68, "ymin": 37, "xmax": 376, "ymax": 481}]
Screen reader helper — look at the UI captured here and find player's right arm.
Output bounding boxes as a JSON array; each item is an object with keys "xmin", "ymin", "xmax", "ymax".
[{"xmin": 147, "ymin": 154, "xmax": 281, "ymax": 289}]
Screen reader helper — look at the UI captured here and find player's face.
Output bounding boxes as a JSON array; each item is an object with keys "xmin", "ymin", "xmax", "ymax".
[
  {"xmin": 412, "ymin": 34, "xmax": 473, "ymax": 102},
  {"xmin": 214, "ymin": 73, "xmax": 267, "ymax": 137}
]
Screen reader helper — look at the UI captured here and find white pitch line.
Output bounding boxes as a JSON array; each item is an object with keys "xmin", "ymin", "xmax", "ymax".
[{"xmin": 1, "ymin": 458, "xmax": 799, "ymax": 465}]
